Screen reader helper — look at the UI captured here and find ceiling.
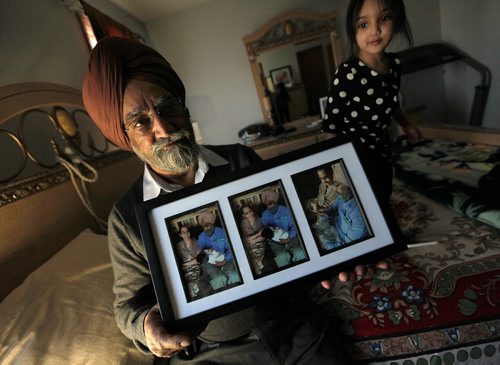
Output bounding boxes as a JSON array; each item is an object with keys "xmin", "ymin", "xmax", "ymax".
[{"xmin": 108, "ymin": 0, "xmax": 213, "ymax": 22}]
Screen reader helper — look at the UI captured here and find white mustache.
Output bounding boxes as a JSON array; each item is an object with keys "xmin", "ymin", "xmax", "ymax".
[{"xmin": 152, "ymin": 130, "xmax": 191, "ymax": 151}]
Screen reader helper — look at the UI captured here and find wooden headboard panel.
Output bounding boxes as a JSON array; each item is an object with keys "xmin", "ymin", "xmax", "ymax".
[{"xmin": 0, "ymin": 82, "xmax": 142, "ymax": 301}]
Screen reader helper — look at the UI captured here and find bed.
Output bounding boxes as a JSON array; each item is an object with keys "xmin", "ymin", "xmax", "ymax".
[
  {"xmin": 0, "ymin": 83, "xmax": 151, "ymax": 364},
  {"xmin": 1, "ymin": 82, "xmax": 499, "ymax": 365},
  {"xmin": 312, "ymin": 126, "xmax": 500, "ymax": 364}
]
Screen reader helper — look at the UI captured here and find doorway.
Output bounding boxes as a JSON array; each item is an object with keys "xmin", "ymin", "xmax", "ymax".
[{"xmin": 297, "ymin": 45, "xmax": 330, "ymax": 116}]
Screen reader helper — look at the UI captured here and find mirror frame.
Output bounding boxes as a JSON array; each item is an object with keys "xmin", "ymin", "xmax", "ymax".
[{"xmin": 243, "ymin": 9, "xmax": 343, "ymax": 125}]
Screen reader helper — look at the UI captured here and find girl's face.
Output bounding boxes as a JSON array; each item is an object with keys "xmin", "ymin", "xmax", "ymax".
[{"xmin": 355, "ymin": 0, "xmax": 394, "ymax": 58}]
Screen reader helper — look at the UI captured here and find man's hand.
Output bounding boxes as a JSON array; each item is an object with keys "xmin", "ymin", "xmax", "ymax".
[
  {"xmin": 321, "ymin": 261, "xmax": 389, "ymax": 289},
  {"xmin": 144, "ymin": 304, "xmax": 192, "ymax": 358}
]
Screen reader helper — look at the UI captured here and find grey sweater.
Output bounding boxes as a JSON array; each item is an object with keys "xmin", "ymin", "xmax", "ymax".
[{"xmin": 108, "ymin": 144, "xmax": 262, "ymax": 353}]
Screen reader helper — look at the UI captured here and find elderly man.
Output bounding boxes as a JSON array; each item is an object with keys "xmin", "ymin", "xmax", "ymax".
[
  {"xmin": 196, "ymin": 211, "xmax": 240, "ymax": 289},
  {"xmin": 82, "ymin": 36, "xmax": 383, "ymax": 364},
  {"xmin": 261, "ymin": 188, "xmax": 306, "ymax": 267},
  {"xmin": 312, "ymin": 166, "xmax": 338, "ymax": 212}
]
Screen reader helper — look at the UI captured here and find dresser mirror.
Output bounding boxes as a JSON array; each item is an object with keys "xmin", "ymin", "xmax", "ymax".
[{"xmin": 243, "ymin": 10, "xmax": 343, "ymax": 125}]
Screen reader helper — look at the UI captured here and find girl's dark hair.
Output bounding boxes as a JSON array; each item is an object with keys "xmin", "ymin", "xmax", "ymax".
[{"xmin": 345, "ymin": 0, "xmax": 413, "ymax": 56}]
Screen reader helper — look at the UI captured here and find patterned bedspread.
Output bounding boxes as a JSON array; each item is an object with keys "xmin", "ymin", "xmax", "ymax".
[
  {"xmin": 312, "ymin": 180, "xmax": 500, "ymax": 364},
  {"xmin": 394, "ymin": 139, "xmax": 500, "ymax": 229}
]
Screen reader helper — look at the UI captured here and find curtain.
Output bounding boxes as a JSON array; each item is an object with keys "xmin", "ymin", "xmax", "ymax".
[{"xmin": 79, "ymin": 1, "xmax": 143, "ymax": 49}]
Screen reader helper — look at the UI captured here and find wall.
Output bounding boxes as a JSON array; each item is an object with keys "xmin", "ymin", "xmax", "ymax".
[
  {"xmin": 1, "ymin": 0, "xmax": 497, "ymax": 147},
  {"xmin": 400, "ymin": 0, "xmax": 499, "ymax": 129},
  {"xmin": 0, "ymin": 0, "xmax": 147, "ymax": 181},
  {"xmin": 146, "ymin": 0, "xmax": 442, "ymax": 145},
  {"xmin": 0, "ymin": 0, "xmax": 148, "ymax": 88},
  {"xmin": 440, "ymin": 0, "xmax": 499, "ymax": 129}
]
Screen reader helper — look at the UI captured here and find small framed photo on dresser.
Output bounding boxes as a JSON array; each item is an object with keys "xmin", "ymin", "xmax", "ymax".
[{"xmin": 135, "ymin": 138, "xmax": 405, "ymax": 331}]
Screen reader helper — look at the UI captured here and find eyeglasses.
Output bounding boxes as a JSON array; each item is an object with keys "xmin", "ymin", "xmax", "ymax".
[{"xmin": 123, "ymin": 95, "xmax": 187, "ymax": 136}]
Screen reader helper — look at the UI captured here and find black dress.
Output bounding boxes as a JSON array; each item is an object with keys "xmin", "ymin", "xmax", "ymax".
[{"xmin": 321, "ymin": 53, "xmax": 402, "ymax": 202}]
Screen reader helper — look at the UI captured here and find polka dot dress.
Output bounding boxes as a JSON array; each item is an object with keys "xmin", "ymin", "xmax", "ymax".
[{"xmin": 321, "ymin": 53, "xmax": 401, "ymax": 160}]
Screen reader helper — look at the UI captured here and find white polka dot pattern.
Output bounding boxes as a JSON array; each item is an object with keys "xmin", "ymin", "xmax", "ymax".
[{"xmin": 321, "ymin": 53, "xmax": 402, "ymax": 161}]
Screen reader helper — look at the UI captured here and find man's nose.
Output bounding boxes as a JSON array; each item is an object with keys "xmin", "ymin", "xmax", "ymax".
[{"xmin": 151, "ymin": 114, "xmax": 176, "ymax": 138}]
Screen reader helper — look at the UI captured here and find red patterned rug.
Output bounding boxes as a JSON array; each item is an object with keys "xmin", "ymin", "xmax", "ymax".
[{"xmin": 312, "ymin": 181, "xmax": 500, "ymax": 363}]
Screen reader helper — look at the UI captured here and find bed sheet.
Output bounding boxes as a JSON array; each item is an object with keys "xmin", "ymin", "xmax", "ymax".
[
  {"xmin": 0, "ymin": 229, "xmax": 153, "ymax": 365},
  {"xmin": 394, "ymin": 138, "xmax": 500, "ymax": 229}
]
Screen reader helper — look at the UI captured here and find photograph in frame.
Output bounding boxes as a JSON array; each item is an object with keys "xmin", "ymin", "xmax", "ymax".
[
  {"xmin": 269, "ymin": 65, "xmax": 293, "ymax": 88},
  {"xmin": 165, "ymin": 201, "xmax": 243, "ymax": 303},
  {"xmin": 136, "ymin": 139, "xmax": 406, "ymax": 330},
  {"xmin": 291, "ymin": 159, "xmax": 374, "ymax": 256},
  {"xmin": 228, "ymin": 180, "xmax": 309, "ymax": 279}
]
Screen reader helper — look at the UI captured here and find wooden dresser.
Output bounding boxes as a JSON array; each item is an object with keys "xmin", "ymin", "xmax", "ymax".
[{"xmin": 245, "ymin": 116, "xmax": 331, "ymax": 159}]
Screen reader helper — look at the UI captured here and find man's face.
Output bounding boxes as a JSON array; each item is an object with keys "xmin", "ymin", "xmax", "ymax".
[
  {"xmin": 266, "ymin": 200, "xmax": 277, "ymax": 211},
  {"xmin": 122, "ymin": 79, "xmax": 198, "ymax": 176},
  {"xmin": 317, "ymin": 169, "xmax": 333, "ymax": 186},
  {"xmin": 203, "ymin": 222, "xmax": 214, "ymax": 233}
]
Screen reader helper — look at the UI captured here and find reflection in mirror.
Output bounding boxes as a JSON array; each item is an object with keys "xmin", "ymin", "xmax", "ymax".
[
  {"xmin": 243, "ymin": 10, "xmax": 342, "ymax": 127},
  {"xmin": 258, "ymin": 36, "xmax": 334, "ymax": 121}
]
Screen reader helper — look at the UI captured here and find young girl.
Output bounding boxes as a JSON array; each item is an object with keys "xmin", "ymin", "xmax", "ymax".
[{"xmin": 321, "ymin": 0, "xmax": 422, "ymax": 203}]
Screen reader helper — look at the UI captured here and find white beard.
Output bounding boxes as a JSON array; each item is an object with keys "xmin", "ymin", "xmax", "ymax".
[{"xmin": 132, "ymin": 130, "xmax": 199, "ymax": 174}]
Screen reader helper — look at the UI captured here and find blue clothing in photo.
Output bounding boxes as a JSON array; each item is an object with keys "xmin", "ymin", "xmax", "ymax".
[
  {"xmin": 330, "ymin": 196, "xmax": 367, "ymax": 243},
  {"xmin": 198, "ymin": 226, "xmax": 232, "ymax": 261},
  {"xmin": 262, "ymin": 204, "xmax": 297, "ymax": 238}
]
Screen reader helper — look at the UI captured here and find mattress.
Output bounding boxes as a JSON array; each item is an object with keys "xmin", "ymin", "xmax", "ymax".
[{"xmin": 0, "ymin": 229, "xmax": 153, "ymax": 365}]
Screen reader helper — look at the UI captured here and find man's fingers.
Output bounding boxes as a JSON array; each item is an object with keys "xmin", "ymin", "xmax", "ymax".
[
  {"xmin": 144, "ymin": 304, "xmax": 193, "ymax": 358},
  {"xmin": 150, "ymin": 333, "xmax": 191, "ymax": 358},
  {"xmin": 158, "ymin": 334, "xmax": 191, "ymax": 350}
]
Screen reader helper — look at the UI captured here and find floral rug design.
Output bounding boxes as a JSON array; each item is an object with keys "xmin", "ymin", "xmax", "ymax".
[{"xmin": 312, "ymin": 181, "xmax": 500, "ymax": 363}]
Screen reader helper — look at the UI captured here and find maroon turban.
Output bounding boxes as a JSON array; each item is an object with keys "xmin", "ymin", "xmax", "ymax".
[
  {"xmin": 261, "ymin": 189, "xmax": 279, "ymax": 205},
  {"xmin": 82, "ymin": 37, "xmax": 185, "ymax": 151},
  {"xmin": 197, "ymin": 211, "xmax": 216, "ymax": 226}
]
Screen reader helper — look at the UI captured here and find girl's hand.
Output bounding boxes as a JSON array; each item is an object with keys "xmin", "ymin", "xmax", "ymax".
[
  {"xmin": 401, "ymin": 123, "xmax": 423, "ymax": 143},
  {"xmin": 321, "ymin": 261, "xmax": 389, "ymax": 289},
  {"xmin": 394, "ymin": 107, "xmax": 423, "ymax": 143}
]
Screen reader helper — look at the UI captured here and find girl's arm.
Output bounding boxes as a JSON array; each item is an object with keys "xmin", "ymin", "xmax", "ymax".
[{"xmin": 393, "ymin": 106, "xmax": 423, "ymax": 143}]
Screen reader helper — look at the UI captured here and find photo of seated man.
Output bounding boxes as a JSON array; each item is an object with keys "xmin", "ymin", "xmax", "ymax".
[
  {"xmin": 260, "ymin": 187, "xmax": 308, "ymax": 268},
  {"xmin": 197, "ymin": 211, "xmax": 242, "ymax": 291},
  {"xmin": 292, "ymin": 160, "xmax": 373, "ymax": 254},
  {"xmin": 310, "ymin": 165, "xmax": 338, "ymax": 213},
  {"xmin": 324, "ymin": 183, "xmax": 369, "ymax": 246}
]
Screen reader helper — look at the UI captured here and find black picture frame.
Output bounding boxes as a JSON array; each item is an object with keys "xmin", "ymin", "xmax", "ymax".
[{"xmin": 135, "ymin": 139, "xmax": 406, "ymax": 331}]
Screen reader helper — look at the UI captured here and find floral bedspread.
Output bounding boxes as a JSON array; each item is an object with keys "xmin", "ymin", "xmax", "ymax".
[
  {"xmin": 393, "ymin": 138, "xmax": 500, "ymax": 229},
  {"xmin": 312, "ymin": 180, "xmax": 500, "ymax": 364}
]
